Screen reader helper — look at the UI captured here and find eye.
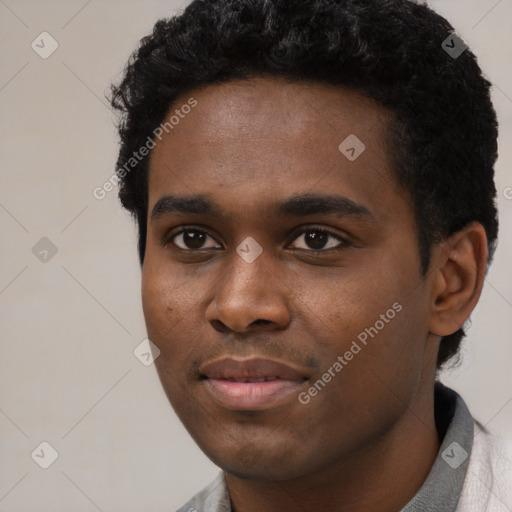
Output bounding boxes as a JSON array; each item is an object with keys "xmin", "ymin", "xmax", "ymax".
[
  {"xmin": 165, "ymin": 226, "xmax": 350, "ymax": 252},
  {"xmin": 167, "ymin": 228, "xmax": 221, "ymax": 250},
  {"xmin": 289, "ymin": 227, "xmax": 350, "ymax": 252}
]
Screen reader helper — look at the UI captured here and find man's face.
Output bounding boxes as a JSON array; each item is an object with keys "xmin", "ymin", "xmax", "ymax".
[{"xmin": 142, "ymin": 77, "xmax": 436, "ymax": 480}]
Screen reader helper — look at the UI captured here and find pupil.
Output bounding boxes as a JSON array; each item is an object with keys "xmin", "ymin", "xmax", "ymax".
[
  {"xmin": 184, "ymin": 231, "xmax": 205, "ymax": 249},
  {"xmin": 306, "ymin": 230, "xmax": 327, "ymax": 250}
]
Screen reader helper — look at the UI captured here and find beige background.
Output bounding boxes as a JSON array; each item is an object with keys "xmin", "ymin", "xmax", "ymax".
[{"xmin": 0, "ymin": 1, "xmax": 511, "ymax": 511}]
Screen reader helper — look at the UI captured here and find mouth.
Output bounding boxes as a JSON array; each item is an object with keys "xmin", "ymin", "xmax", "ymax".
[{"xmin": 199, "ymin": 357, "xmax": 309, "ymax": 411}]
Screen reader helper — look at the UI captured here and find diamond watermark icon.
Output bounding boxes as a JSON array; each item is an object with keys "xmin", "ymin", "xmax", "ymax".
[
  {"xmin": 134, "ymin": 338, "xmax": 161, "ymax": 366},
  {"xmin": 32, "ymin": 237, "xmax": 58, "ymax": 263},
  {"xmin": 339, "ymin": 134, "xmax": 365, "ymax": 161},
  {"xmin": 31, "ymin": 441, "xmax": 59, "ymax": 469},
  {"xmin": 441, "ymin": 441, "xmax": 468, "ymax": 469},
  {"xmin": 441, "ymin": 32, "xmax": 468, "ymax": 59},
  {"xmin": 31, "ymin": 32, "xmax": 59, "ymax": 59},
  {"xmin": 236, "ymin": 236, "xmax": 263, "ymax": 264}
]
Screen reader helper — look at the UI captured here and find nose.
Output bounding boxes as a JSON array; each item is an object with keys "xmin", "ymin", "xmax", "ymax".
[{"xmin": 205, "ymin": 249, "xmax": 291, "ymax": 333}]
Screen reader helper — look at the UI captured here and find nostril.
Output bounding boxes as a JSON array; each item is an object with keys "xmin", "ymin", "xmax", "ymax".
[
  {"xmin": 210, "ymin": 319, "xmax": 231, "ymax": 333},
  {"xmin": 252, "ymin": 319, "xmax": 271, "ymax": 326}
]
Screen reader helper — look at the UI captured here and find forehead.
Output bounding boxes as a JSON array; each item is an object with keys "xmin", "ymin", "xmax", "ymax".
[
  {"xmin": 153, "ymin": 76, "xmax": 390, "ymax": 155},
  {"xmin": 147, "ymin": 76, "xmax": 403, "ymax": 220}
]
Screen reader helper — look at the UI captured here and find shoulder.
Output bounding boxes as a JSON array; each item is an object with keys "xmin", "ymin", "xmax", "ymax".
[
  {"xmin": 175, "ymin": 472, "xmax": 231, "ymax": 512},
  {"xmin": 456, "ymin": 422, "xmax": 512, "ymax": 512}
]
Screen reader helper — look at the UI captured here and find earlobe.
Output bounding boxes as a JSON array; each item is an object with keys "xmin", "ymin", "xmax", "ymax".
[{"xmin": 428, "ymin": 222, "xmax": 488, "ymax": 337}]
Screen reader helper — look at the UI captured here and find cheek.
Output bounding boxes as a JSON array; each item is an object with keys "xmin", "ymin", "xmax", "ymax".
[
  {"xmin": 141, "ymin": 270, "xmax": 167, "ymax": 335},
  {"xmin": 337, "ymin": 291, "xmax": 429, "ymax": 416},
  {"xmin": 308, "ymin": 254, "xmax": 428, "ymax": 382},
  {"xmin": 141, "ymin": 268, "xmax": 199, "ymax": 406},
  {"xmin": 141, "ymin": 259, "xmax": 212, "ymax": 374},
  {"xmin": 141, "ymin": 263, "xmax": 184, "ymax": 354},
  {"xmin": 301, "ymin": 265, "xmax": 403, "ymax": 335}
]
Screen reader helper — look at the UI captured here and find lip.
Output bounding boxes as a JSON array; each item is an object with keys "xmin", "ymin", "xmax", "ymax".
[{"xmin": 200, "ymin": 357, "xmax": 309, "ymax": 410}]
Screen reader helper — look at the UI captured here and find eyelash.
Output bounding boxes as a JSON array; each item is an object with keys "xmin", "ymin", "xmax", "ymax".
[{"xmin": 164, "ymin": 225, "xmax": 352, "ymax": 254}]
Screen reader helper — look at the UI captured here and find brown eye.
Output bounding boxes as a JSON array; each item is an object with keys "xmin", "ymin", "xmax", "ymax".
[
  {"xmin": 168, "ymin": 229, "xmax": 220, "ymax": 250},
  {"xmin": 289, "ymin": 228, "xmax": 349, "ymax": 251}
]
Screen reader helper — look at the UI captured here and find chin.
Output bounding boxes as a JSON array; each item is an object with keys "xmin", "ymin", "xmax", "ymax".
[
  {"xmin": 219, "ymin": 459, "xmax": 308, "ymax": 482},
  {"xmin": 197, "ymin": 436, "xmax": 313, "ymax": 482}
]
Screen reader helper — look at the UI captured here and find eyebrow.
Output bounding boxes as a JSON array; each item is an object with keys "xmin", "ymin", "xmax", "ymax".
[
  {"xmin": 150, "ymin": 193, "xmax": 374, "ymax": 222},
  {"xmin": 151, "ymin": 195, "xmax": 222, "ymax": 220}
]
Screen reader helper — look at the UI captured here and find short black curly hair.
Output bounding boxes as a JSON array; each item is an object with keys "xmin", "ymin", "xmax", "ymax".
[{"xmin": 109, "ymin": 0, "xmax": 499, "ymax": 369}]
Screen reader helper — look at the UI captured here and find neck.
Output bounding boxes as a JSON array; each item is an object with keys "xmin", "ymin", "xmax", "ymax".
[{"xmin": 225, "ymin": 383, "xmax": 440, "ymax": 512}]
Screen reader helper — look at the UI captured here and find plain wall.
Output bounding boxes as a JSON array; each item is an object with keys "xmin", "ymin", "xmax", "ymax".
[{"xmin": 1, "ymin": 1, "xmax": 511, "ymax": 510}]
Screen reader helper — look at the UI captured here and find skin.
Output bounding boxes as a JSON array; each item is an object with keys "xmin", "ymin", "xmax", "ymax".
[{"xmin": 141, "ymin": 76, "xmax": 487, "ymax": 512}]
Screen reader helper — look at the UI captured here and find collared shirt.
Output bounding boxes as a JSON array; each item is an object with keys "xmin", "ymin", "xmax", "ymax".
[{"xmin": 176, "ymin": 382, "xmax": 512, "ymax": 512}]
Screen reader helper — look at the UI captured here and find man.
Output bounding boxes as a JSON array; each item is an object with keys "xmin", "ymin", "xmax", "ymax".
[{"xmin": 109, "ymin": 0, "xmax": 511, "ymax": 510}]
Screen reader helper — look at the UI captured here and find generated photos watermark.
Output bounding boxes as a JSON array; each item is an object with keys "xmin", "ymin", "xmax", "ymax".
[
  {"xmin": 93, "ymin": 97, "xmax": 198, "ymax": 200},
  {"xmin": 298, "ymin": 301, "xmax": 403, "ymax": 404}
]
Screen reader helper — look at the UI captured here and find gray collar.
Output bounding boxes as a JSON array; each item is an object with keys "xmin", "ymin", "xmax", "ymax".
[
  {"xmin": 176, "ymin": 382, "xmax": 474, "ymax": 512},
  {"xmin": 399, "ymin": 382, "xmax": 474, "ymax": 511}
]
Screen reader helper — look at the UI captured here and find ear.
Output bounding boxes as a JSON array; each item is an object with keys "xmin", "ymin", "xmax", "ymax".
[{"xmin": 428, "ymin": 222, "xmax": 488, "ymax": 337}]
